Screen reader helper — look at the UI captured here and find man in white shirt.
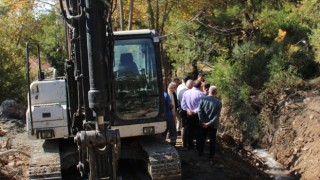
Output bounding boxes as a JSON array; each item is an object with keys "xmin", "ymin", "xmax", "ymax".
[{"xmin": 177, "ymin": 75, "xmax": 192, "ymax": 100}]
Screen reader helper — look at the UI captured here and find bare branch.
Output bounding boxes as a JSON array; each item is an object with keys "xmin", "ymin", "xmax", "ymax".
[
  {"xmin": 0, "ymin": 149, "xmax": 31, "ymax": 158},
  {"xmin": 196, "ymin": 18, "xmax": 243, "ymax": 35}
]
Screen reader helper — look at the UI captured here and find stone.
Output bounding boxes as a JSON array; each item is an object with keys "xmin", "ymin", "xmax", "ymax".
[{"xmin": 0, "ymin": 99, "xmax": 25, "ymax": 120}]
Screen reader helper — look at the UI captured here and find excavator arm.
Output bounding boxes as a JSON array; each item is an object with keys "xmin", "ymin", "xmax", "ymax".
[{"xmin": 60, "ymin": 0, "xmax": 120, "ymax": 179}]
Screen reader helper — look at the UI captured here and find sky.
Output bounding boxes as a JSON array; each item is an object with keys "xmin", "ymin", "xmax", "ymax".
[{"xmin": 34, "ymin": 0, "xmax": 55, "ymax": 14}]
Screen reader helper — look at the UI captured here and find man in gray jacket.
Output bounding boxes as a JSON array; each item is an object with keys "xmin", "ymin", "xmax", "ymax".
[{"xmin": 197, "ymin": 86, "xmax": 222, "ymax": 158}]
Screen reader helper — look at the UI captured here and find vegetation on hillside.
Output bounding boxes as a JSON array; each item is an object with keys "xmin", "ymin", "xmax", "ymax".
[
  {"xmin": 164, "ymin": 0, "xmax": 320, "ymax": 144},
  {"xmin": 0, "ymin": 0, "xmax": 319, "ymax": 145}
]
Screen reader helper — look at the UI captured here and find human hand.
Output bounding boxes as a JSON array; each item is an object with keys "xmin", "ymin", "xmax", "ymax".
[
  {"xmin": 203, "ymin": 123, "xmax": 209, "ymax": 128},
  {"xmin": 187, "ymin": 110, "xmax": 194, "ymax": 116}
]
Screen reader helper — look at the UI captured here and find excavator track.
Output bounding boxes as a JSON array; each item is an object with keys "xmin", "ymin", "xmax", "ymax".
[
  {"xmin": 28, "ymin": 139, "xmax": 62, "ymax": 180},
  {"xmin": 140, "ymin": 138, "xmax": 181, "ymax": 180}
]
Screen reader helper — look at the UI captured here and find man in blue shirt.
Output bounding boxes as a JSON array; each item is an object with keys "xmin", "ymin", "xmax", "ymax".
[
  {"xmin": 163, "ymin": 90, "xmax": 177, "ymax": 146},
  {"xmin": 198, "ymin": 86, "xmax": 222, "ymax": 158}
]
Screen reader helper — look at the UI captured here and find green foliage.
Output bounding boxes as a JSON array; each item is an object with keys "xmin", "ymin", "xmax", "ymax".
[
  {"xmin": 0, "ymin": 1, "xmax": 66, "ymax": 102},
  {"xmin": 310, "ymin": 28, "xmax": 320, "ymax": 64},
  {"xmin": 257, "ymin": 4, "xmax": 304, "ymax": 44},
  {"xmin": 206, "ymin": 55, "xmax": 252, "ymax": 109},
  {"xmin": 213, "ymin": 5, "xmax": 243, "ymax": 29},
  {"xmin": 200, "ymin": 0, "xmax": 318, "ymax": 142},
  {"xmin": 207, "ymin": 41, "xmax": 269, "ymax": 113},
  {"xmin": 0, "ymin": 46, "xmax": 26, "ymax": 103},
  {"xmin": 232, "ymin": 41, "xmax": 270, "ymax": 88},
  {"xmin": 0, "ymin": 0, "xmax": 39, "ymax": 102},
  {"xmin": 36, "ymin": 10, "xmax": 66, "ymax": 75},
  {"xmin": 165, "ymin": 20, "xmax": 209, "ymax": 75},
  {"xmin": 307, "ymin": 0, "xmax": 320, "ymax": 64},
  {"xmin": 206, "ymin": 56, "xmax": 233, "ymax": 103},
  {"xmin": 263, "ymin": 55, "xmax": 301, "ymax": 97}
]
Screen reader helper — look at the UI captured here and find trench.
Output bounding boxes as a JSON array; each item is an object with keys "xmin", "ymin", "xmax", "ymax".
[{"xmin": 253, "ymin": 149, "xmax": 296, "ymax": 180}]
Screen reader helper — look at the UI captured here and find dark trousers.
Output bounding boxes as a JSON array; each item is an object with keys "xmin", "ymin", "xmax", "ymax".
[
  {"xmin": 198, "ymin": 127, "xmax": 217, "ymax": 157},
  {"xmin": 179, "ymin": 109, "xmax": 189, "ymax": 148},
  {"xmin": 186, "ymin": 114, "xmax": 200, "ymax": 150},
  {"xmin": 162, "ymin": 116, "xmax": 177, "ymax": 145}
]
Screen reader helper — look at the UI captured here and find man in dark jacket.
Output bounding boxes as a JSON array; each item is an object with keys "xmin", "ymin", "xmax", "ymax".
[{"xmin": 197, "ymin": 86, "xmax": 222, "ymax": 158}]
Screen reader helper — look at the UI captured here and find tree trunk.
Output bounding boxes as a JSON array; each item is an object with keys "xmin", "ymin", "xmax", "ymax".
[
  {"xmin": 146, "ymin": 0, "xmax": 155, "ymax": 29},
  {"xmin": 119, "ymin": 0, "xmax": 124, "ymax": 31},
  {"xmin": 159, "ymin": 1, "xmax": 175, "ymax": 36},
  {"xmin": 155, "ymin": 0, "xmax": 159, "ymax": 32},
  {"xmin": 128, "ymin": 0, "xmax": 134, "ymax": 30},
  {"xmin": 192, "ymin": 61, "xmax": 199, "ymax": 79}
]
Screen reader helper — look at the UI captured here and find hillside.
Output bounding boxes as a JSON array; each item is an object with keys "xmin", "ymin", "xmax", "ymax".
[
  {"xmin": 269, "ymin": 86, "xmax": 320, "ymax": 179},
  {"xmin": 220, "ymin": 82, "xmax": 320, "ymax": 180}
]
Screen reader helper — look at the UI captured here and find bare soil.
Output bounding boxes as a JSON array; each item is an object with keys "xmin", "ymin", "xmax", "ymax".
[
  {"xmin": 0, "ymin": 120, "xmax": 272, "ymax": 180},
  {"xmin": 268, "ymin": 88, "xmax": 320, "ymax": 180},
  {"xmin": 0, "ymin": 120, "xmax": 30, "ymax": 180},
  {"xmin": 175, "ymin": 139, "xmax": 271, "ymax": 180}
]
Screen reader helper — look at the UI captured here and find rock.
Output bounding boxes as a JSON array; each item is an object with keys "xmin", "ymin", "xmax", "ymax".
[
  {"xmin": 221, "ymin": 133, "xmax": 237, "ymax": 147},
  {"xmin": 0, "ymin": 99, "xmax": 25, "ymax": 120},
  {"xmin": 309, "ymin": 115, "xmax": 314, "ymax": 120},
  {"xmin": 303, "ymin": 97, "xmax": 311, "ymax": 104},
  {"xmin": 0, "ymin": 128, "xmax": 7, "ymax": 136}
]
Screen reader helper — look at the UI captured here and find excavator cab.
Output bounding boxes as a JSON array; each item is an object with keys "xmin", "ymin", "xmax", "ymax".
[
  {"xmin": 111, "ymin": 30, "xmax": 167, "ymax": 137},
  {"xmin": 113, "ymin": 30, "xmax": 161, "ymax": 121}
]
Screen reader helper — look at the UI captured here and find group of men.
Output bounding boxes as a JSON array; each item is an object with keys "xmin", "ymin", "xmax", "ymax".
[{"xmin": 163, "ymin": 73, "xmax": 222, "ymax": 160}]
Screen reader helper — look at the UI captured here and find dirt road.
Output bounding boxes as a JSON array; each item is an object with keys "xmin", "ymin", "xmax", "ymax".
[{"xmin": 174, "ymin": 136, "xmax": 271, "ymax": 180}]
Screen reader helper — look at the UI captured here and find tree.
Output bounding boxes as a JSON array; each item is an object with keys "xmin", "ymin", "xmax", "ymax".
[
  {"xmin": 118, "ymin": 0, "xmax": 124, "ymax": 30},
  {"xmin": 0, "ymin": 0, "xmax": 40, "ymax": 102},
  {"xmin": 128, "ymin": 0, "xmax": 134, "ymax": 30},
  {"xmin": 0, "ymin": 0, "xmax": 66, "ymax": 102},
  {"xmin": 36, "ymin": 8, "xmax": 66, "ymax": 75}
]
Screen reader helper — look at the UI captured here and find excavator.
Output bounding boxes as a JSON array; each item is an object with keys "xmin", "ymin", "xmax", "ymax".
[{"xmin": 25, "ymin": 0, "xmax": 181, "ymax": 179}]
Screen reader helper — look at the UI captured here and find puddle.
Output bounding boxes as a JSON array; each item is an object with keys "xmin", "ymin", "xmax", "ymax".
[{"xmin": 253, "ymin": 149, "xmax": 295, "ymax": 180}]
